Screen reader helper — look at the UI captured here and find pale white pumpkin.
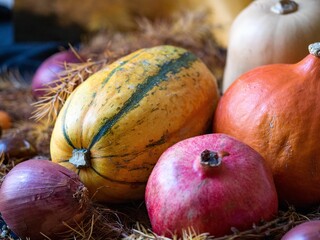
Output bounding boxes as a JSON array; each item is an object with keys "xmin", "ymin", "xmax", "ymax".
[{"xmin": 223, "ymin": 0, "xmax": 320, "ymax": 92}]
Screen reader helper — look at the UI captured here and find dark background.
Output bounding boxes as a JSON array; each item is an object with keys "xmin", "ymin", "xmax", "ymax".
[{"xmin": 0, "ymin": 3, "xmax": 79, "ymax": 83}]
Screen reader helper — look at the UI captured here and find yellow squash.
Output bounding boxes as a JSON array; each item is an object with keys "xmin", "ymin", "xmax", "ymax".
[{"xmin": 50, "ymin": 45, "xmax": 220, "ymax": 203}]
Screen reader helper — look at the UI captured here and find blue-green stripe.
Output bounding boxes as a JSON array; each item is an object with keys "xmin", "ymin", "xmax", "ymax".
[
  {"xmin": 62, "ymin": 50, "xmax": 145, "ymax": 149},
  {"xmin": 88, "ymin": 51, "xmax": 198, "ymax": 149}
]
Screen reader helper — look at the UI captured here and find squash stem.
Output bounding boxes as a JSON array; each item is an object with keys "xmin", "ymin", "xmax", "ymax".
[
  {"xmin": 309, "ymin": 43, "xmax": 320, "ymax": 58},
  {"xmin": 200, "ymin": 150, "xmax": 229, "ymax": 168},
  {"xmin": 69, "ymin": 149, "xmax": 91, "ymax": 168},
  {"xmin": 270, "ymin": 0, "xmax": 298, "ymax": 14}
]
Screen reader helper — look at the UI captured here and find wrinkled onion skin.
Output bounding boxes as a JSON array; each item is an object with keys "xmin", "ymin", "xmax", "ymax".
[
  {"xmin": 146, "ymin": 133, "xmax": 278, "ymax": 238},
  {"xmin": 31, "ymin": 50, "xmax": 81, "ymax": 98},
  {"xmin": 0, "ymin": 159, "xmax": 88, "ymax": 239},
  {"xmin": 282, "ymin": 221, "xmax": 320, "ymax": 240}
]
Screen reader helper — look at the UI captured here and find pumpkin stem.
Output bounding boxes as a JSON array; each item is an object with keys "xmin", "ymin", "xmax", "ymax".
[
  {"xmin": 270, "ymin": 0, "xmax": 298, "ymax": 14},
  {"xmin": 200, "ymin": 150, "xmax": 229, "ymax": 168},
  {"xmin": 69, "ymin": 149, "xmax": 91, "ymax": 168},
  {"xmin": 309, "ymin": 43, "xmax": 320, "ymax": 58}
]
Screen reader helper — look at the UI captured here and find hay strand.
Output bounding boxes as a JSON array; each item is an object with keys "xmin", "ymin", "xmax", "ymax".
[{"xmin": 31, "ymin": 59, "xmax": 107, "ymax": 124}]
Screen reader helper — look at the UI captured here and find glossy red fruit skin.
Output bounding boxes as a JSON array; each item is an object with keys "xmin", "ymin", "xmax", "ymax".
[
  {"xmin": 145, "ymin": 133, "xmax": 278, "ymax": 238},
  {"xmin": 31, "ymin": 50, "xmax": 81, "ymax": 98},
  {"xmin": 282, "ymin": 220, "xmax": 320, "ymax": 240}
]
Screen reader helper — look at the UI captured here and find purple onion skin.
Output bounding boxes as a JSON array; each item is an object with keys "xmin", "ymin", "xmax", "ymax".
[
  {"xmin": 31, "ymin": 50, "xmax": 81, "ymax": 98},
  {"xmin": 0, "ymin": 159, "xmax": 89, "ymax": 239},
  {"xmin": 282, "ymin": 221, "xmax": 320, "ymax": 240}
]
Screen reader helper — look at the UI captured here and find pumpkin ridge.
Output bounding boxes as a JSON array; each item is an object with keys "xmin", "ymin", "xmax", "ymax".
[
  {"xmin": 87, "ymin": 51, "xmax": 198, "ymax": 150},
  {"xmin": 90, "ymin": 166, "xmax": 147, "ymax": 185},
  {"xmin": 91, "ymin": 152, "xmax": 143, "ymax": 161},
  {"xmin": 61, "ymin": 51, "xmax": 146, "ymax": 150},
  {"xmin": 78, "ymin": 51, "xmax": 146, "ymax": 148},
  {"xmin": 62, "ymin": 93, "xmax": 77, "ymax": 149},
  {"xmin": 90, "ymin": 149, "xmax": 147, "ymax": 164},
  {"xmin": 91, "ymin": 153, "xmax": 132, "ymax": 158},
  {"xmin": 79, "ymin": 92, "xmax": 96, "ymax": 149}
]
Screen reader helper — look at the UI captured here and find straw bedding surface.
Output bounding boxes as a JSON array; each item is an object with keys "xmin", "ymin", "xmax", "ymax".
[{"xmin": 1, "ymin": 10, "xmax": 320, "ymax": 240}]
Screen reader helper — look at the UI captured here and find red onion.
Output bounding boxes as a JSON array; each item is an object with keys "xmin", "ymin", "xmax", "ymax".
[
  {"xmin": 0, "ymin": 159, "xmax": 89, "ymax": 239},
  {"xmin": 282, "ymin": 220, "xmax": 320, "ymax": 240},
  {"xmin": 145, "ymin": 133, "xmax": 278, "ymax": 238},
  {"xmin": 31, "ymin": 50, "xmax": 82, "ymax": 98}
]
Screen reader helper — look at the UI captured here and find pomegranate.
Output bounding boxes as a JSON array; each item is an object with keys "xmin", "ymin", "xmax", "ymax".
[
  {"xmin": 145, "ymin": 133, "xmax": 278, "ymax": 238},
  {"xmin": 31, "ymin": 50, "xmax": 82, "ymax": 98}
]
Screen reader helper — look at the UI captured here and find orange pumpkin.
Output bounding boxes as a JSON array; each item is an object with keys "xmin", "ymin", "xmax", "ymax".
[{"xmin": 213, "ymin": 42, "xmax": 320, "ymax": 208}]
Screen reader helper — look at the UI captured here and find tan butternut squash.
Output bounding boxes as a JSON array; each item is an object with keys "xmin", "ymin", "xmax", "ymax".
[{"xmin": 223, "ymin": 0, "xmax": 320, "ymax": 92}]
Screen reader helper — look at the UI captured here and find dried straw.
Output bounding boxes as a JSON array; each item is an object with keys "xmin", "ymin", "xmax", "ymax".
[{"xmin": 31, "ymin": 58, "xmax": 107, "ymax": 124}]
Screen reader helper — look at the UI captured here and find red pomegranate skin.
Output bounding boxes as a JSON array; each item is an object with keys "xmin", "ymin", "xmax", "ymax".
[
  {"xmin": 31, "ymin": 50, "xmax": 81, "ymax": 98},
  {"xmin": 145, "ymin": 133, "xmax": 278, "ymax": 238}
]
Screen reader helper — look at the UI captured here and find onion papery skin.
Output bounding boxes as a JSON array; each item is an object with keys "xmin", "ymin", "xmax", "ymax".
[
  {"xmin": 145, "ymin": 133, "xmax": 278, "ymax": 238},
  {"xmin": 0, "ymin": 159, "xmax": 89, "ymax": 239},
  {"xmin": 31, "ymin": 50, "xmax": 81, "ymax": 98},
  {"xmin": 282, "ymin": 220, "xmax": 320, "ymax": 240}
]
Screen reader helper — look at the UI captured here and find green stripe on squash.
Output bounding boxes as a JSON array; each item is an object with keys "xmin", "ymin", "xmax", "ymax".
[
  {"xmin": 62, "ymin": 50, "xmax": 146, "ymax": 151},
  {"xmin": 88, "ymin": 51, "xmax": 197, "ymax": 149}
]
